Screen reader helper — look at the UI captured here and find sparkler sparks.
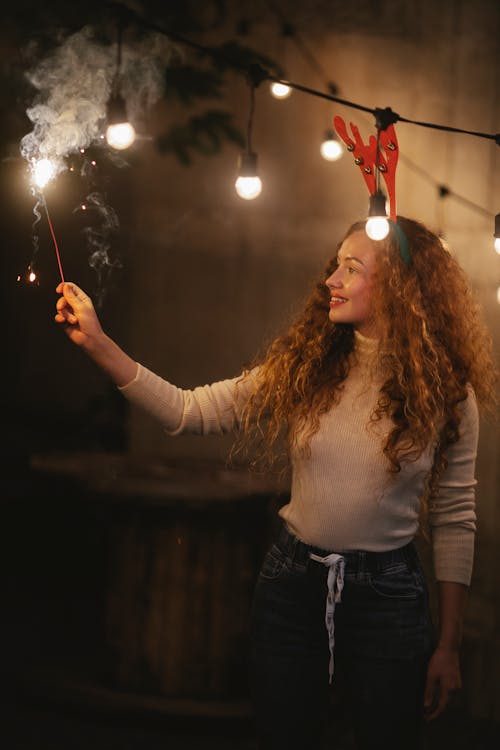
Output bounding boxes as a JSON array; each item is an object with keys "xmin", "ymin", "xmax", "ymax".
[
  {"xmin": 32, "ymin": 158, "xmax": 55, "ymax": 189},
  {"xmin": 26, "ymin": 158, "xmax": 66, "ymax": 283},
  {"xmin": 18, "ymin": 25, "xmax": 171, "ymax": 289}
]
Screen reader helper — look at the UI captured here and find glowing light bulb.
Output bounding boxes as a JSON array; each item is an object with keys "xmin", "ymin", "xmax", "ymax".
[
  {"xmin": 320, "ymin": 131, "xmax": 343, "ymax": 161},
  {"xmin": 29, "ymin": 271, "xmax": 37, "ymax": 283},
  {"xmin": 365, "ymin": 190, "xmax": 390, "ymax": 240},
  {"xmin": 366, "ymin": 216, "xmax": 390, "ymax": 240},
  {"xmin": 235, "ymin": 152, "xmax": 262, "ymax": 200},
  {"xmin": 270, "ymin": 82, "xmax": 292, "ymax": 99},
  {"xmin": 235, "ymin": 175, "xmax": 262, "ymax": 200},
  {"xmin": 105, "ymin": 91, "xmax": 136, "ymax": 150},
  {"xmin": 495, "ymin": 237, "xmax": 500, "ymax": 254},
  {"xmin": 33, "ymin": 159, "xmax": 55, "ymax": 189},
  {"xmin": 106, "ymin": 122, "xmax": 136, "ymax": 150}
]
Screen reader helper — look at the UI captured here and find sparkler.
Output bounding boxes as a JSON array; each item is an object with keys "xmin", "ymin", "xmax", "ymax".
[
  {"xmin": 30, "ymin": 158, "xmax": 65, "ymax": 283},
  {"xmin": 40, "ymin": 190, "xmax": 65, "ymax": 283}
]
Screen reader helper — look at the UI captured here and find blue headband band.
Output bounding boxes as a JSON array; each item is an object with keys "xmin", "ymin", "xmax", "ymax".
[{"xmin": 389, "ymin": 220, "xmax": 411, "ymax": 265}]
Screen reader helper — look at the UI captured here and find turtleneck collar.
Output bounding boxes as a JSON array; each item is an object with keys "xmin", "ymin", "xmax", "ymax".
[
  {"xmin": 354, "ymin": 329, "xmax": 380, "ymax": 354},
  {"xmin": 351, "ymin": 329, "xmax": 384, "ymax": 378}
]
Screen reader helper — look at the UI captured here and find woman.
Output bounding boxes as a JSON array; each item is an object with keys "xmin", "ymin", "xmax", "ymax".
[{"xmin": 55, "ymin": 216, "xmax": 496, "ymax": 749}]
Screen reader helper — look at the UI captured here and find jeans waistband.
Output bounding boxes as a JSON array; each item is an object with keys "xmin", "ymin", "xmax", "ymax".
[{"xmin": 277, "ymin": 522, "xmax": 418, "ymax": 574}]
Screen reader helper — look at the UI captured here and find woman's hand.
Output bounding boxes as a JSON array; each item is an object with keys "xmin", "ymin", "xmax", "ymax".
[
  {"xmin": 55, "ymin": 282, "xmax": 104, "ymax": 352},
  {"xmin": 55, "ymin": 281, "xmax": 138, "ymax": 387},
  {"xmin": 423, "ymin": 645, "xmax": 462, "ymax": 721},
  {"xmin": 423, "ymin": 580, "xmax": 467, "ymax": 721}
]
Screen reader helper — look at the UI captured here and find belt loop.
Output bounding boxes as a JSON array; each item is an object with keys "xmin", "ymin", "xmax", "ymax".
[{"xmin": 281, "ymin": 523, "xmax": 300, "ymax": 563}]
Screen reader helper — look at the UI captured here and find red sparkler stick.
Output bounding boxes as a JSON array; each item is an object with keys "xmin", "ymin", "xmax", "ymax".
[{"xmin": 40, "ymin": 191, "xmax": 65, "ymax": 283}]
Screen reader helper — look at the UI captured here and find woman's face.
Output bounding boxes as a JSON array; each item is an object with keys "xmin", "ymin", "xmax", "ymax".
[{"xmin": 325, "ymin": 230, "xmax": 379, "ymax": 337}]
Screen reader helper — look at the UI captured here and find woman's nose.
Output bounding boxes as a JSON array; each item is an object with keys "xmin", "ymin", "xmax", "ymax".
[{"xmin": 326, "ymin": 269, "xmax": 342, "ymax": 288}]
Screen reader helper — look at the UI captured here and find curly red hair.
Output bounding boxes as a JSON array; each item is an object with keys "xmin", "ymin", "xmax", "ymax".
[{"xmin": 232, "ymin": 217, "xmax": 497, "ymax": 504}]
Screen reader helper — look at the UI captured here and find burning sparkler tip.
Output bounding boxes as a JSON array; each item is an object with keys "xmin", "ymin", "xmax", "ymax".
[{"xmin": 32, "ymin": 158, "xmax": 55, "ymax": 189}]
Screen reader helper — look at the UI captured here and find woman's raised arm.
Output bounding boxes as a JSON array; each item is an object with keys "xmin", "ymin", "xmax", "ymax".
[{"xmin": 55, "ymin": 281, "xmax": 138, "ymax": 388}]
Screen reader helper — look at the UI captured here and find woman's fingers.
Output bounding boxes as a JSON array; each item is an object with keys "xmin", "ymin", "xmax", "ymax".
[
  {"xmin": 56, "ymin": 281, "xmax": 87, "ymax": 301},
  {"xmin": 54, "ymin": 309, "xmax": 78, "ymax": 325},
  {"xmin": 55, "ymin": 287, "xmax": 80, "ymax": 325},
  {"xmin": 66, "ymin": 282, "xmax": 88, "ymax": 302}
]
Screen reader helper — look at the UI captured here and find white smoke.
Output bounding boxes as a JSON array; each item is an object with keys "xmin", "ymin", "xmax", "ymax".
[
  {"xmin": 19, "ymin": 22, "xmax": 176, "ymax": 293},
  {"xmin": 20, "ymin": 24, "xmax": 175, "ymax": 170}
]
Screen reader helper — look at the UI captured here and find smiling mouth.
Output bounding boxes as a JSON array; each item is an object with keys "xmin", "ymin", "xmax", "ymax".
[{"xmin": 330, "ymin": 296, "xmax": 348, "ymax": 305}]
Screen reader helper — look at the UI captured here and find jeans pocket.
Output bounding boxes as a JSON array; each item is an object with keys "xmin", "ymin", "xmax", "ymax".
[
  {"xmin": 259, "ymin": 544, "xmax": 289, "ymax": 581},
  {"xmin": 368, "ymin": 562, "xmax": 425, "ymax": 600}
]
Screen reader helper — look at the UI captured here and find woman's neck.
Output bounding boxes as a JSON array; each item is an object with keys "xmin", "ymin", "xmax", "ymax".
[{"xmin": 354, "ymin": 328, "xmax": 379, "ymax": 350}]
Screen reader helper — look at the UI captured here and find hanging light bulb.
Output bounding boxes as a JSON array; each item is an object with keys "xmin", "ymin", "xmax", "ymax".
[
  {"xmin": 105, "ymin": 92, "xmax": 136, "ymax": 150},
  {"xmin": 270, "ymin": 18, "xmax": 294, "ymax": 99},
  {"xmin": 235, "ymin": 152, "xmax": 262, "ymax": 200},
  {"xmin": 270, "ymin": 81, "xmax": 292, "ymax": 99},
  {"xmin": 105, "ymin": 18, "xmax": 135, "ymax": 151},
  {"xmin": 494, "ymin": 213, "xmax": 500, "ymax": 254},
  {"xmin": 366, "ymin": 190, "xmax": 390, "ymax": 240},
  {"xmin": 320, "ymin": 129, "xmax": 343, "ymax": 161}
]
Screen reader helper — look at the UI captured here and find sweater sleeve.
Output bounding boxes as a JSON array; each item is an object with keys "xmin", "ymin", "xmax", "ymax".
[
  {"xmin": 117, "ymin": 364, "xmax": 257, "ymax": 436},
  {"xmin": 428, "ymin": 388, "xmax": 479, "ymax": 585}
]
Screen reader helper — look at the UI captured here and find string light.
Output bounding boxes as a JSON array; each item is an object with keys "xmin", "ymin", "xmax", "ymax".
[
  {"xmin": 363, "ymin": 120, "xmax": 391, "ymax": 241},
  {"xmin": 366, "ymin": 190, "xmax": 390, "ymax": 240},
  {"xmin": 109, "ymin": 4, "xmax": 500, "ymax": 154},
  {"xmin": 133, "ymin": 6, "xmax": 497, "ymax": 227},
  {"xmin": 22, "ymin": 4, "xmax": 497, "ymax": 251},
  {"xmin": 266, "ymin": 11, "xmax": 294, "ymax": 100},
  {"xmin": 270, "ymin": 81, "xmax": 292, "ymax": 99},
  {"xmin": 105, "ymin": 15, "xmax": 136, "ymax": 150},
  {"xmin": 106, "ymin": 93, "xmax": 136, "ymax": 150},
  {"xmin": 261, "ymin": 1, "xmax": 498, "ymax": 241},
  {"xmin": 235, "ymin": 76, "xmax": 262, "ymax": 201},
  {"xmin": 261, "ymin": 0, "xmax": 497, "ymax": 237},
  {"xmin": 235, "ymin": 152, "xmax": 262, "ymax": 200},
  {"xmin": 320, "ymin": 129, "xmax": 343, "ymax": 161}
]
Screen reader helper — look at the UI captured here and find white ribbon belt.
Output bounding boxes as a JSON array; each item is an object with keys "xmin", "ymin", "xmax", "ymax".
[{"xmin": 309, "ymin": 552, "xmax": 345, "ymax": 683}]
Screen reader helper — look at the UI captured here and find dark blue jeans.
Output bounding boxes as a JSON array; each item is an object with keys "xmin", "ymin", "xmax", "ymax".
[{"xmin": 250, "ymin": 523, "xmax": 434, "ymax": 750}]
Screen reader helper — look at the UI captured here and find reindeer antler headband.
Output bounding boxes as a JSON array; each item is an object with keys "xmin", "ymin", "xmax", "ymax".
[{"xmin": 333, "ymin": 113, "xmax": 411, "ymax": 265}]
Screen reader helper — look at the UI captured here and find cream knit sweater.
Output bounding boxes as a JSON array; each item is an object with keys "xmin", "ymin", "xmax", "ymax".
[{"xmin": 119, "ymin": 331, "xmax": 478, "ymax": 585}]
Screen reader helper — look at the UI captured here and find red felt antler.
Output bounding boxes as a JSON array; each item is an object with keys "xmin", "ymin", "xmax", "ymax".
[{"xmin": 333, "ymin": 115, "xmax": 399, "ymax": 221}]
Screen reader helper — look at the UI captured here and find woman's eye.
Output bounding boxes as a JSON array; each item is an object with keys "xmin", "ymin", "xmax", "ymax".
[{"xmin": 347, "ymin": 266, "xmax": 357, "ymax": 274}]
